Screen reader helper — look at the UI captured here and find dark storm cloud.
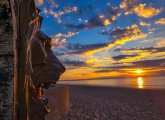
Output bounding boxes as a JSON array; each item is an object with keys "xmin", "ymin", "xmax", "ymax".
[{"xmin": 112, "ymin": 54, "xmax": 139, "ymax": 61}]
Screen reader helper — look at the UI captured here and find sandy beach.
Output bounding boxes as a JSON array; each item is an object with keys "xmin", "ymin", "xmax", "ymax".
[{"xmin": 60, "ymin": 85, "xmax": 165, "ymax": 120}]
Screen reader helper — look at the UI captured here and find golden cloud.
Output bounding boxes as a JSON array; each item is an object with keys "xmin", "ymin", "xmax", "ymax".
[
  {"xmin": 83, "ymin": 24, "xmax": 147, "ymax": 55},
  {"xmin": 156, "ymin": 38, "xmax": 165, "ymax": 47},
  {"xmin": 139, "ymin": 21, "xmax": 151, "ymax": 27},
  {"xmin": 133, "ymin": 4, "xmax": 162, "ymax": 18},
  {"xmin": 51, "ymin": 32, "xmax": 79, "ymax": 48},
  {"xmin": 103, "ymin": 19, "xmax": 111, "ymax": 26},
  {"xmin": 52, "ymin": 38, "xmax": 66, "ymax": 48},
  {"xmin": 120, "ymin": 1, "xmax": 162, "ymax": 18},
  {"xmin": 155, "ymin": 18, "xmax": 165, "ymax": 25},
  {"xmin": 60, "ymin": 67, "xmax": 121, "ymax": 80},
  {"xmin": 120, "ymin": 0, "xmax": 138, "ymax": 9}
]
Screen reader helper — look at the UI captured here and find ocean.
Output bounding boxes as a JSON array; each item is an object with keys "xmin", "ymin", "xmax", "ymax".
[{"xmin": 59, "ymin": 76, "xmax": 165, "ymax": 89}]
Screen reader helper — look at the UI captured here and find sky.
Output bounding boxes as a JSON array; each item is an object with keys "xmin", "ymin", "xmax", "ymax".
[{"xmin": 34, "ymin": 0, "xmax": 165, "ymax": 80}]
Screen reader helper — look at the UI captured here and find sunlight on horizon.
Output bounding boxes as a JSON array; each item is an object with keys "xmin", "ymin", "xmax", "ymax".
[
  {"xmin": 137, "ymin": 77, "xmax": 144, "ymax": 89},
  {"xmin": 134, "ymin": 69, "xmax": 144, "ymax": 75}
]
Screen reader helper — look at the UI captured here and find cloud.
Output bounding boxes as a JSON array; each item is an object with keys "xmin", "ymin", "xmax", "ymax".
[
  {"xmin": 114, "ymin": 46, "xmax": 165, "ymax": 54},
  {"xmin": 65, "ymin": 16, "xmax": 111, "ymax": 31},
  {"xmin": 63, "ymin": 59, "xmax": 87, "ymax": 67},
  {"xmin": 43, "ymin": 7, "xmax": 49, "ymax": 15},
  {"xmin": 111, "ymin": 24, "xmax": 143, "ymax": 39},
  {"xmin": 95, "ymin": 58, "xmax": 165, "ymax": 76},
  {"xmin": 65, "ymin": 5, "xmax": 120, "ymax": 31},
  {"xmin": 132, "ymin": 58, "xmax": 165, "ymax": 68},
  {"xmin": 64, "ymin": 24, "xmax": 146, "ymax": 55},
  {"xmin": 63, "ymin": 32, "xmax": 79, "ymax": 38},
  {"xmin": 47, "ymin": 0, "xmax": 59, "ymax": 8},
  {"xmin": 34, "ymin": 0, "xmax": 44, "ymax": 6},
  {"xmin": 49, "ymin": 9, "xmax": 64, "ymax": 23},
  {"xmin": 120, "ymin": 0, "xmax": 162, "ymax": 18},
  {"xmin": 139, "ymin": 20, "xmax": 151, "ymax": 27},
  {"xmin": 112, "ymin": 54, "xmax": 139, "ymax": 61},
  {"xmin": 155, "ymin": 18, "xmax": 165, "ymax": 25},
  {"xmin": 63, "ymin": 6, "xmax": 78, "ymax": 13},
  {"xmin": 52, "ymin": 38, "xmax": 66, "ymax": 48},
  {"xmin": 120, "ymin": 0, "xmax": 142, "ymax": 16},
  {"xmin": 42, "ymin": 8, "xmax": 64, "ymax": 23},
  {"xmin": 65, "ymin": 43, "xmax": 108, "ymax": 55},
  {"xmin": 108, "ymin": 24, "xmax": 147, "ymax": 47},
  {"xmin": 94, "ymin": 69, "xmax": 115, "ymax": 73},
  {"xmin": 51, "ymin": 32, "xmax": 78, "ymax": 48},
  {"xmin": 132, "ymin": 4, "xmax": 162, "ymax": 18},
  {"xmin": 42, "ymin": 6, "xmax": 78, "ymax": 23},
  {"xmin": 156, "ymin": 39, "xmax": 165, "ymax": 47},
  {"xmin": 120, "ymin": 0, "xmax": 138, "ymax": 8}
]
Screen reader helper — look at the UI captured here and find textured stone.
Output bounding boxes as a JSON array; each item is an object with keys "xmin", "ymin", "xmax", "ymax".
[{"xmin": 0, "ymin": 0, "xmax": 13, "ymax": 120}]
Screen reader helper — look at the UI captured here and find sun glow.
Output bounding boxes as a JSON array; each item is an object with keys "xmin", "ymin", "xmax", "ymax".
[
  {"xmin": 137, "ymin": 77, "xmax": 144, "ymax": 89},
  {"xmin": 135, "ymin": 69, "xmax": 144, "ymax": 74}
]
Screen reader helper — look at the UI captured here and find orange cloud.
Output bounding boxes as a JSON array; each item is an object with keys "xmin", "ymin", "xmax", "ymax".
[
  {"xmin": 60, "ymin": 67, "xmax": 121, "ymax": 80},
  {"xmin": 120, "ymin": 1, "xmax": 162, "ymax": 18},
  {"xmin": 155, "ymin": 18, "xmax": 165, "ymax": 25},
  {"xmin": 133, "ymin": 4, "xmax": 162, "ymax": 18}
]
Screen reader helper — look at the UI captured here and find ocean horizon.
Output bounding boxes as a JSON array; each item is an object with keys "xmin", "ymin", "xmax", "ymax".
[{"xmin": 59, "ymin": 76, "xmax": 165, "ymax": 89}]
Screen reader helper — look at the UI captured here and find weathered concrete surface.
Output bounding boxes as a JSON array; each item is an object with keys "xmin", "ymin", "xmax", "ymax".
[
  {"xmin": 0, "ymin": 0, "xmax": 13, "ymax": 120},
  {"xmin": 43, "ymin": 85, "xmax": 70, "ymax": 120}
]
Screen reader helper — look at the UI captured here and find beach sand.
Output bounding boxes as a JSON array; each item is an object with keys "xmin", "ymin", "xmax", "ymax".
[{"xmin": 59, "ymin": 85, "xmax": 165, "ymax": 120}]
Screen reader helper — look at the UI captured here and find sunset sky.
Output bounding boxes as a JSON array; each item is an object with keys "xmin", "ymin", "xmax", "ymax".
[{"xmin": 35, "ymin": 0, "xmax": 165, "ymax": 80}]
